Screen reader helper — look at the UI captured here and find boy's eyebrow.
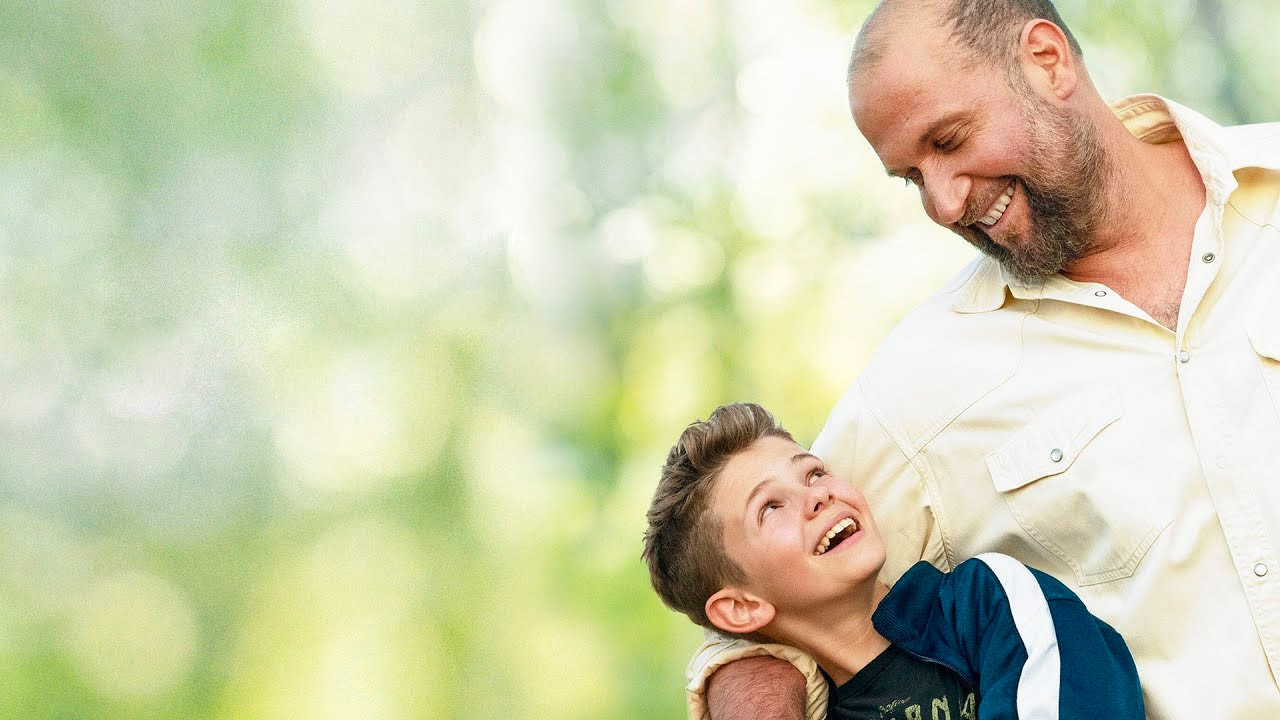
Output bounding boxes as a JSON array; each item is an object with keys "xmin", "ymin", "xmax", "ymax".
[
  {"xmin": 744, "ymin": 478, "xmax": 773, "ymax": 512},
  {"xmin": 743, "ymin": 452, "xmax": 823, "ymax": 510}
]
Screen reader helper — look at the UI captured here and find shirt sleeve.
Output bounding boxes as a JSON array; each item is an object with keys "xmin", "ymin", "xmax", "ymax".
[
  {"xmin": 685, "ymin": 627, "xmax": 828, "ymax": 720},
  {"xmin": 895, "ymin": 554, "xmax": 1146, "ymax": 720},
  {"xmin": 812, "ymin": 379, "xmax": 947, "ymax": 578}
]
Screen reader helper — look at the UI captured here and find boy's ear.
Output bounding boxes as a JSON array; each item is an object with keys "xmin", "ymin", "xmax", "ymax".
[{"xmin": 706, "ymin": 587, "xmax": 775, "ymax": 635}]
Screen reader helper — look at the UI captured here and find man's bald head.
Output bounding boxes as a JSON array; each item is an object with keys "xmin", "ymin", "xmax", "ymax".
[{"xmin": 848, "ymin": 0, "xmax": 1083, "ymax": 85}]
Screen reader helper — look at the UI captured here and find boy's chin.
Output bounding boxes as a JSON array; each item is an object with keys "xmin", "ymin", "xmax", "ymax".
[{"xmin": 775, "ymin": 585, "xmax": 875, "ymax": 621}]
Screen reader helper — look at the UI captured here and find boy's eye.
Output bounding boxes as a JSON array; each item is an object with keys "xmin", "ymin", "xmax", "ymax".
[{"xmin": 759, "ymin": 501, "xmax": 781, "ymax": 523}]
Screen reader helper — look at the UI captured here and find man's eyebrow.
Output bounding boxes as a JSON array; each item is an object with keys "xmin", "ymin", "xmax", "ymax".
[{"xmin": 883, "ymin": 110, "xmax": 971, "ymax": 177}]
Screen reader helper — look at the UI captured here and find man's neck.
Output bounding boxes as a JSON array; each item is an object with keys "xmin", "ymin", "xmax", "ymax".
[
  {"xmin": 769, "ymin": 582, "xmax": 892, "ymax": 688},
  {"xmin": 1061, "ymin": 114, "xmax": 1208, "ymax": 329}
]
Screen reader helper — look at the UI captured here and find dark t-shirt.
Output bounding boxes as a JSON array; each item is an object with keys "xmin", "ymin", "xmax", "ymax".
[{"xmin": 825, "ymin": 644, "xmax": 976, "ymax": 720}]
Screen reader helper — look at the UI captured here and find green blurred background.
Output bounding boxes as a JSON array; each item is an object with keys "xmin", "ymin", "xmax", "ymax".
[{"xmin": 0, "ymin": 0, "xmax": 1274, "ymax": 717}]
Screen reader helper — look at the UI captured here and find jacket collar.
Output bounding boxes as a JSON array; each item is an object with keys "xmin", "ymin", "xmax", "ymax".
[{"xmin": 871, "ymin": 560, "xmax": 947, "ymax": 646}]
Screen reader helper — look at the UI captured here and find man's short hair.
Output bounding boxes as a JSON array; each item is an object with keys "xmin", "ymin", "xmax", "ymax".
[
  {"xmin": 642, "ymin": 402, "xmax": 795, "ymax": 629},
  {"xmin": 849, "ymin": 0, "xmax": 1083, "ymax": 82}
]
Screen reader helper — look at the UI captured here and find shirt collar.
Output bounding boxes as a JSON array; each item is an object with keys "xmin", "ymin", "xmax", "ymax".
[
  {"xmin": 951, "ymin": 93, "xmax": 1274, "ymax": 314},
  {"xmin": 948, "ymin": 257, "xmax": 1010, "ymax": 314}
]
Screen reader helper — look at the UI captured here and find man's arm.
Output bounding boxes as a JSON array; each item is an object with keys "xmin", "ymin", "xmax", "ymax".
[
  {"xmin": 706, "ymin": 656, "xmax": 806, "ymax": 720},
  {"xmin": 685, "ymin": 634, "xmax": 827, "ymax": 720}
]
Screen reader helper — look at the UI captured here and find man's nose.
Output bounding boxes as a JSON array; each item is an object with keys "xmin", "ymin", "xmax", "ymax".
[{"xmin": 922, "ymin": 171, "xmax": 969, "ymax": 227}]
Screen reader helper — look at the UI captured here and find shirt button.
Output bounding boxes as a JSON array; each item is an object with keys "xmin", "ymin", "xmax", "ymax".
[
  {"xmin": 1255, "ymin": 563, "xmax": 1269, "ymax": 577},
  {"xmin": 1178, "ymin": 351, "xmax": 1191, "ymax": 363},
  {"xmin": 1202, "ymin": 252, "xmax": 1216, "ymax": 263},
  {"xmin": 1094, "ymin": 290, "xmax": 1107, "ymax": 297},
  {"xmin": 1050, "ymin": 448, "xmax": 1064, "ymax": 463}
]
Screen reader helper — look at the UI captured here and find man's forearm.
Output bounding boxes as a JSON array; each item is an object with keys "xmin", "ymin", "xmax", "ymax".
[{"xmin": 706, "ymin": 655, "xmax": 807, "ymax": 720}]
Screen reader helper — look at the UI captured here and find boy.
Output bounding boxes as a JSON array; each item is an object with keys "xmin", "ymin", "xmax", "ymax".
[{"xmin": 643, "ymin": 402, "xmax": 1143, "ymax": 719}]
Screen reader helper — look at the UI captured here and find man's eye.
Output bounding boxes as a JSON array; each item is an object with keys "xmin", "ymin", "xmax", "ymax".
[
  {"xmin": 807, "ymin": 469, "xmax": 827, "ymax": 486},
  {"xmin": 903, "ymin": 172, "xmax": 923, "ymax": 188},
  {"xmin": 760, "ymin": 501, "xmax": 781, "ymax": 521}
]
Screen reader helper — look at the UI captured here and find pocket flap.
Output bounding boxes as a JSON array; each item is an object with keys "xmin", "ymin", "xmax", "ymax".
[
  {"xmin": 1248, "ymin": 312, "xmax": 1280, "ymax": 362},
  {"xmin": 986, "ymin": 386, "xmax": 1124, "ymax": 493}
]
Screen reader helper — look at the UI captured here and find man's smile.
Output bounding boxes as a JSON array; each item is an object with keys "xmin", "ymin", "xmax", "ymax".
[{"xmin": 968, "ymin": 180, "xmax": 1017, "ymax": 230}]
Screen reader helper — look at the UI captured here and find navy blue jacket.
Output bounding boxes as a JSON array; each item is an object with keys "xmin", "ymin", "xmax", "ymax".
[{"xmin": 872, "ymin": 553, "xmax": 1144, "ymax": 720}]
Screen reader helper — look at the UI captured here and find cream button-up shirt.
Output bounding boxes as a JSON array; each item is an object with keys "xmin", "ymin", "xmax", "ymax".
[{"xmin": 687, "ymin": 96, "xmax": 1280, "ymax": 720}]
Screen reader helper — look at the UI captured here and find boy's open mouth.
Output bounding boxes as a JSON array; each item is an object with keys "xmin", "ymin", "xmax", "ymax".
[{"xmin": 814, "ymin": 517, "xmax": 859, "ymax": 556}]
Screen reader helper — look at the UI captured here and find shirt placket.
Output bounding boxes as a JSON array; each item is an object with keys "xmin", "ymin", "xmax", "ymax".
[{"xmin": 1177, "ymin": 197, "xmax": 1280, "ymax": 685}]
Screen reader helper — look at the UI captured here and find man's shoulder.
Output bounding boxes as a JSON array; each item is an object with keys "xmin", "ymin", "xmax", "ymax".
[
  {"xmin": 850, "ymin": 258, "xmax": 1028, "ymax": 454},
  {"xmin": 1224, "ymin": 119, "xmax": 1280, "ymax": 147},
  {"xmin": 1129, "ymin": 96, "xmax": 1280, "ymax": 171},
  {"xmin": 1222, "ymin": 120, "xmax": 1280, "ymax": 172}
]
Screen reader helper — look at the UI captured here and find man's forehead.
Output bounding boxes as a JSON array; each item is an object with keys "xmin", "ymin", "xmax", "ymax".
[
  {"xmin": 851, "ymin": 34, "xmax": 948, "ymax": 110},
  {"xmin": 852, "ymin": 78, "xmax": 940, "ymax": 159},
  {"xmin": 850, "ymin": 45, "xmax": 984, "ymax": 163},
  {"xmin": 849, "ymin": 8, "xmax": 983, "ymax": 110}
]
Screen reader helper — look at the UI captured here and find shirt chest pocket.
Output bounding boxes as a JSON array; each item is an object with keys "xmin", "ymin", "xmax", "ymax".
[
  {"xmin": 1248, "ymin": 308, "xmax": 1280, "ymax": 414},
  {"xmin": 985, "ymin": 386, "xmax": 1171, "ymax": 586}
]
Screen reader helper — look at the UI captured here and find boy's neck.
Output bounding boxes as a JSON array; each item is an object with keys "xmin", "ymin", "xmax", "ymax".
[{"xmin": 769, "ymin": 581, "xmax": 893, "ymax": 687}]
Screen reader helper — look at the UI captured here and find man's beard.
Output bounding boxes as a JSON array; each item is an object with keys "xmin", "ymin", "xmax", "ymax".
[{"xmin": 959, "ymin": 95, "xmax": 1112, "ymax": 285}]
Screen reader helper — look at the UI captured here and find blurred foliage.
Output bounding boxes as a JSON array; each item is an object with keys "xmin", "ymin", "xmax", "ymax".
[{"xmin": 0, "ymin": 0, "xmax": 1275, "ymax": 717}]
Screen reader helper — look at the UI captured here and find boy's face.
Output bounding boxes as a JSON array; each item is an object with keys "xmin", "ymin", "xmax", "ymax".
[{"xmin": 711, "ymin": 435, "xmax": 887, "ymax": 617}]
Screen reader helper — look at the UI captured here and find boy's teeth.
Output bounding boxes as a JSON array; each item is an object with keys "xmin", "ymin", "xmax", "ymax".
[{"xmin": 813, "ymin": 517, "xmax": 858, "ymax": 555}]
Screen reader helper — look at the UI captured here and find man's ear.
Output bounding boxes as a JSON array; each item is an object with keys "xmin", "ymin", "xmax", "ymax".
[
  {"xmin": 1019, "ymin": 19, "xmax": 1078, "ymax": 101},
  {"xmin": 706, "ymin": 587, "xmax": 775, "ymax": 636}
]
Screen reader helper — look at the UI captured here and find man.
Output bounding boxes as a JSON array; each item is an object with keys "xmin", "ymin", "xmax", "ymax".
[{"xmin": 688, "ymin": 1, "xmax": 1280, "ymax": 718}]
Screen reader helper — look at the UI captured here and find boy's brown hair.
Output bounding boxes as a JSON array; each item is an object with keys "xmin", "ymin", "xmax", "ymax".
[{"xmin": 642, "ymin": 402, "xmax": 795, "ymax": 628}]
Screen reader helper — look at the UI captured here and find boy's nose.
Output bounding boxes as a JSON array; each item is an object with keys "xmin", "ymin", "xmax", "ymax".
[{"xmin": 807, "ymin": 484, "xmax": 832, "ymax": 516}]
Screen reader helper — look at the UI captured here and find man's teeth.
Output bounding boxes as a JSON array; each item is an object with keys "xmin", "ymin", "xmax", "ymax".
[
  {"xmin": 977, "ymin": 183, "xmax": 1015, "ymax": 227},
  {"xmin": 814, "ymin": 517, "xmax": 858, "ymax": 556}
]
